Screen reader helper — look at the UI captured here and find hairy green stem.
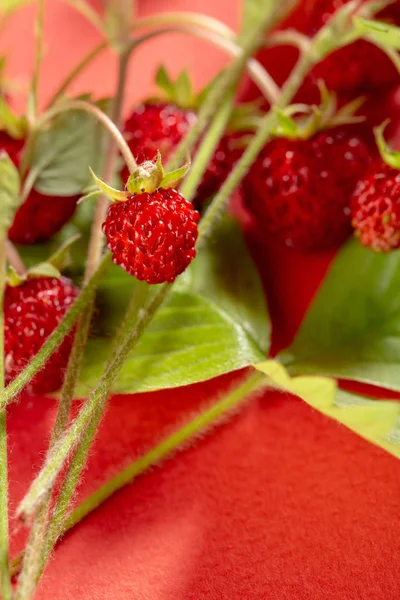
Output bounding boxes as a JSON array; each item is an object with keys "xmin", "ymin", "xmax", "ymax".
[
  {"xmin": 0, "ymin": 252, "xmax": 111, "ymax": 410},
  {"xmin": 27, "ymin": 0, "xmax": 44, "ymax": 123},
  {"xmin": 180, "ymin": 92, "xmax": 234, "ymax": 203},
  {"xmin": 40, "ymin": 282, "xmax": 150, "ymax": 573},
  {"xmin": 17, "ymin": 283, "xmax": 171, "ymax": 519},
  {"xmin": 65, "ymin": 371, "xmax": 267, "ymax": 529},
  {"xmin": 0, "ymin": 237, "xmax": 12, "ymax": 600},
  {"xmin": 16, "ymin": 46, "xmax": 136, "ymax": 598}
]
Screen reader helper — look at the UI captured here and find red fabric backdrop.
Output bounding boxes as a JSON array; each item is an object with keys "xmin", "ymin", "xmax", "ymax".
[{"xmin": 2, "ymin": 1, "xmax": 400, "ymax": 599}]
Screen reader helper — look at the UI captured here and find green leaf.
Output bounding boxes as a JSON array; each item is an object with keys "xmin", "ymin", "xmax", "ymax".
[
  {"xmin": 28, "ymin": 107, "xmax": 107, "ymax": 197},
  {"xmin": 354, "ymin": 17, "xmax": 400, "ymax": 50},
  {"xmin": 280, "ymin": 239, "xmax": 400, "ymax": 392},
  {"xmin": 76, "ymin": 215, "xmax": 270, "ymax": 395},
  {"xmin": 0, "ymin": 151, "xmax": 20, "ymax": 232},
  {"xmin": 0, "ymin": 98, "xmax": 27, "ymax": 139},
  {"xmin": 240, "ymin": 0, "xmax": 296, "ymax": 44},
  {"xmin": 176, "ymin": 215, "xmax": 271, "ymax": 352},
  {"xmin": 255, "ymin": 360, "xmax": 400, "ymax": 459}
]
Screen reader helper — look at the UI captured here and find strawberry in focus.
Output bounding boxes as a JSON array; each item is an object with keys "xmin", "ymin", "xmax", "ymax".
[
  {"xmin": 243, "ymin": 127, "xmax": 372, "ymax": 252},
  {"xmin": 98, "ymin": 153, "xmax": 199, "ymax": 284},
  {"xmin": 4, "ymin": 276, "xmax": 78, "ymax": 394},
  {"xmin": 103, "ymin": 189, "xmax": 199, "ymax": 284}
]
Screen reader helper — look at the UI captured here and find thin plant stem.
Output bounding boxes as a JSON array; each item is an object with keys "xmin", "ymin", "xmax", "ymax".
[
  {"xmin": 0, "ymin": 236, "xmax": 12, "ymax": 600},
  {"xmin": 179, "ymin": 92, "xmax": 234, "ymax": 203},
  {"xmin": 16, "ymin": 46, "xmax": 136, "ymax": 599},
  {"xmin": 27, "ymin": 0, "xmax": 44, "ymax": 123},
  {"xmin": 17, "ymin": 282, "xmax": 171, "ymax": 520},
  {"xmin": 5, "ymin": 240, "xmax": 26, "ymax": 275},
  {"xmin": 63, "ymin": 370, "xmax": 267, "ymax": 532},
  {"xmin": 40, "ymin": 282, "xmax": 150, "ymax": 573}
]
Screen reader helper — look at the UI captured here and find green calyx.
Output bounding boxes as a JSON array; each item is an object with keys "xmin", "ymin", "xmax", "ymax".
[
  {"xmin": 149, "ymin": 66, "xmax": 199, "ymax": 110},
  {"xmin": 273, "ymin": 82, "xmax": 365, "ymax": 141},
  {"xmin": 91, "ymin": 152, "xmax": 190, "ymax": 202},
  {"xmin": 374, "ymin": 120, "xmax": 400, "ymax": 170}
]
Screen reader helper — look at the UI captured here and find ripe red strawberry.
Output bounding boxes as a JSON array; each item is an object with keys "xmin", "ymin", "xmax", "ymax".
[
  {"xmin": 0, "ymin": 132, "xmax": 79, "ymax": 244},
  {"xmin": 4, "ymin": 276, "xmax": 78, "ymax": 394},
  {"xmin": 351, "ymin": 161, "xmax": 400, "ymax": 252},
  {"xmin": 243, "ymin": 127, "xmax": 372, "ymax": 252},
  {"xmin": 103, "ymin": 189, "xmax": 199, "ymax": 284}
]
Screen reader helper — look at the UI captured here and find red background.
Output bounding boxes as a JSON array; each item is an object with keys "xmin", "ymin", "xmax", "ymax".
[{"xmin": 2, "ymin": 1, "xmax": 400, "ymax": 599}]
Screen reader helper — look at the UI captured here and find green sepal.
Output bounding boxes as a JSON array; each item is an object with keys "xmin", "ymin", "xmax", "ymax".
[
  {"xmin": 126, "ymin": 152, "xmax": 164, "ymax": 195},
  {"xmin": 90, "ymin": 167, "xmax": 129, "ymax": 202},
  {"xmin": 273, "ymin": 83, "xmax": 364, "ymax": 140},
  {"xmin": 0, "ymin": 151, "xmax": 21, "ymax": 233},
  {"xmin": 152, "ymin": 66, "xmax": 198, "ymax": 110},
  {"xmin": 159, "ymin": 158, "xmax": 191, "ymax": 190},
  {"xmin": 27, "ymin": 262, "xmax": 61, "ymax": 280},
  {"xmin": 375, "ymin": 120, "xmax": 400, "ymax": 170},
  {"xmin": 6, "ymin": 266, "xmax": 25, "ymax": 287},
  {"xmin": 0, "ymin": 98, "xmax": 27, "ymax": 139}
]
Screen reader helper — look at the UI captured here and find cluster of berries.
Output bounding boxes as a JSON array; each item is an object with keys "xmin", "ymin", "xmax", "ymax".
[{"xmin": 1, "ymin": 0, "xmax": 399, "ymax": 395}]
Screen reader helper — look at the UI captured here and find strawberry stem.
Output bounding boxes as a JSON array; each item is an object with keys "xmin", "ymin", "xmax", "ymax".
[
  {"xmin": 5, "ymin": 240, "xmax": 26, "ymax": 276},
  {"xmin": 27, "ymin": 0, "xmax": 44, "ymax": 124},
  {"xmin": 16, "ymin": 46, "xmax": 136, "ymax": 597},
  {"xmin": 0, "ymin": 233, "xmax": 12, "ymax": 600}
]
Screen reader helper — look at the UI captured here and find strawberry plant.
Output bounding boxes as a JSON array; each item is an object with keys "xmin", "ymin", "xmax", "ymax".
[{"xmin": 0, "ymin": 0, "xmax": 399, "ymax": 598}]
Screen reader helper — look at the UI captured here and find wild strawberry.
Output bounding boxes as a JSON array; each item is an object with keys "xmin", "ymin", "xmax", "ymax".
[
  {"xmin": 243, "ymin": 127, "xmax": 372, "ymax": 252},
  {"xmin": 351, "ymin": 162, "xmax": 400, "ymax": 252},
  {"xmin": 4, "ymin": 276, "xmax": 78, "ymax": 394},
  {"xmin": 97, "ymin": 154, "xmax": 199, "ymax": 284},
  {"xmin": 0, "ymin": 131, "xmax": 79, "ymax": 244}
]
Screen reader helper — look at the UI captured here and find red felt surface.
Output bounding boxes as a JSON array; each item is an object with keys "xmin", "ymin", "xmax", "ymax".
[{"xmin": 2, "ymin": 1, "xmax": 400, "ymax": 599}]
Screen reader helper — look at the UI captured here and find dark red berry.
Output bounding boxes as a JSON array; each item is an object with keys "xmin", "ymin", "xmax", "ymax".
[
  {"xmin": 0, "ymin": 132, "xmax": 79, "ymax": 244},
  {"xmin": 193, "ymin": 134, "xmax": 244, "ymax": 207},
  {"xmin": 243, "ymin": 127, "xmax": 372, "ymax": 252},
  {"xmin": 4, "ymin": 277, "xmax": 79, "ymax": 394},
  {"xmin": 121, "ymin": 103, "xmax": 197, "ymax": 182},
  {"xmin": 8, "ymin": 189, "xmax": 80, "ymax": 245},
  {"xmin": 351, "ymin": 161, "xmax": 400, "ymax": 252},
  {"xmin": 103, "ymin": 189, "xmax": 200, "ymax": 284}
]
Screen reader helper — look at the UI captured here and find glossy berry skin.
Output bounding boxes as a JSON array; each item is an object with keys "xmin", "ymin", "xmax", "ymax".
[
  {"xmin": 4, "ymin": 277, "xmax": 78, "ymax": 394},
  {"xmin": 351, "ymin": 162, "xmax": 400, "ymax": 252},
  {"xmin": 103, "ymin": 189, "xmax": 200, "ymax": 284},
  {"xmin": 243, "ymin": 128, "xmax": 372, "ymax": 252},
  {"xmin": 0, "ymin": 132, "xmax": 79, "ymax": 244},
  {"xmin": 121, "ymin": 103, "xmax": 197, "ymax": 182},
  {"xmin": 193, "ymin": 134, "xmax": 244, "ymax": 207}
]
